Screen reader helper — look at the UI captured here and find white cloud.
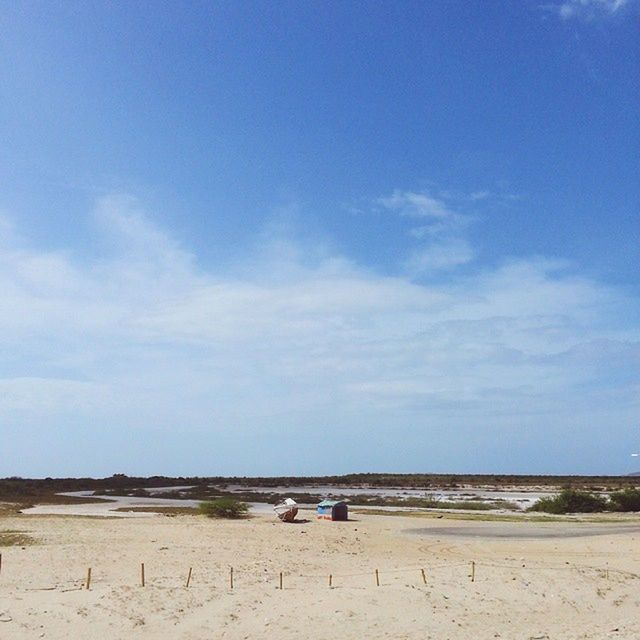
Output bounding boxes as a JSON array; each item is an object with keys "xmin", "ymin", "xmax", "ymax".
[
  {"xmin": 469, "ymin": 190, "xmax": 491, "ymax": 201},
  {"xmin": 378, "ymin": 188, "xmax": 475, "ymax": 274},
  {"xmin": 547, "ymin": 0, "xmax": 630, "ymax": 20},
  {"xmin": 377, "ymin": 190, "xmax": 455, "ymax": 219},
  {"xmin": 93, "ymin": 194, "xmax": 197, "ymax": 284},
  {"xmin": 409, "ymin": 217, "xmax": 471, "ymax": 239},
  {"xmin": 404, "ymin": 238, "xmax": 474, "ymax": 273},
  {"xmin": 1, "ymin": 195, "xmax": 638, "ymax": 474}
]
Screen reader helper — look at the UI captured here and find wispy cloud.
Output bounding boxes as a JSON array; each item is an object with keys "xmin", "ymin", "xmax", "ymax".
[
  {"xmin": 377, "ymin": 189, "xmax": 474, "ymax": 274},
  {"xmin": 377, "ymin": 190, "xmax": 455, "ymax": 219},
  {"xmin": 1, "ymin": 195, "xmax": 638, "ymax": 475},
  {"xmin": 404, "ymin": 238, "xmax": 474, "ymax": 273},
  {"xmin": 469, "ymin": 190, "xmax": 491, "ymax": 201},
  {"xmin": 544, "ymin": 0, "xmax": 630, "ymax": 20}
]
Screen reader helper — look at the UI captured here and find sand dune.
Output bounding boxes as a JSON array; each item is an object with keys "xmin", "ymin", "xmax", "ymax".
[{"xmin": 1, "ymin": 509, "xmax": 639, "ymax": 639}]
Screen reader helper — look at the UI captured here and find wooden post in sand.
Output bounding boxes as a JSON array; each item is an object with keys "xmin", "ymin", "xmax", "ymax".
[
  {"xmin": 0, "ymin": 552, "xmax": 2, "ymax": 575},
  {"xmin": 470, "ymin": 561, "xmax": 475, "ymax": 583},
  {"xmin": 229, "ymin": 567, "xmax": 234, "ymax": 590},
  {"xmin": 279, "ymin": 572, "xmax": 283, "ymax": 590},
  {"xmin": 141, "ymin": 563, "xmax": 145, "ymax": 587},
  {"xmin": 185, "ymin": 567, "xmax": 192, "ymax": 588},
  {"xmin": 329, "ymin": 574, "xmax": 333, "ymax": 588},
  {"xmin": 421, "ymin": 568, "xmax": 427, "ymax": 585},
  {"xmin": 375, "ymin": 569, "xmax": 380, "ymax": 587},
  {"xmin": 85, "ymin": 568, "xmax": 92, "ymax": 590}
]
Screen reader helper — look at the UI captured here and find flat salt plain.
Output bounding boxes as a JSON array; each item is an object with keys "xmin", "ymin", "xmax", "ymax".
[
  {"xmin": 3, "ymin": 493, "xmax": 640, "ymax": 639},
  {"xmin": 20, "ymin": 484, "xmax": 553, "ymax": 518}
]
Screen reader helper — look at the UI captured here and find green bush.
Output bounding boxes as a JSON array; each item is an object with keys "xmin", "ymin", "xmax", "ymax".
[
  {"xmin": 199, "ymin": 498, "xmax": 249, "ymax": 519},
  {"xmin": 528, "ymin": 489, "xmax": 607, "ymax": 514},
  {"xmin": 608, "ymin": 488, "xmax": 640, "ymax": 512}
]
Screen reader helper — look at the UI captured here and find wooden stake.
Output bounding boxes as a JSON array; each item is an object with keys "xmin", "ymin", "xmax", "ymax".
[
  {"xmin": 141, "ymin": 562, "xmax": 145, "ymax": 587},
  {"xmin": 470, "ymin": 561, "xmax": 475, "ymax": 583},
  {"xmin": 85, "ymin": 567, "xmax": 92, "ymax": 590},
  {"xmin": 605, "ymin": 563, "xmax": 609, "ymax": 580},
  {"xmin": 421, "ymin": 568, "xmax": 427, "ymax": 585},
  {"xmin": 279, "ymin": 572, "xmax": 283, "ymax": 590},
  {"xmin": 329, "ymin": 574, "xmax": 332, "ymax": 588},
  {"xmin": 186, "ymin": 567, "xmax": 192, "ymax": 588},
  {"xmin": 230, "ymin": 567, "xmax": 234, "ymax": 590},
  {"xmin": 0, "ymin": 553, "xmax": 2, "ymax": 575},
  {"xmin": 375, "ymin": 569, "xmax": 380, "ymax": 587}
]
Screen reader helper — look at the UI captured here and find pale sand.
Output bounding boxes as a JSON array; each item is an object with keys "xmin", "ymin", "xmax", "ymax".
[{"xmin": 1, "ymin": 509, "xmax": 639, "ymax": 639}]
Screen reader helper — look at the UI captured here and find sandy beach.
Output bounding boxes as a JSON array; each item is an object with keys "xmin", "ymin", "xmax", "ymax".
[{"xmin": 1, "ymin": 508, "xmax": 639, "ymax": 639}]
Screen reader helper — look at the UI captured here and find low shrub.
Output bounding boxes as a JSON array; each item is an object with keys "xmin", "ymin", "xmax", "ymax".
[
  {"xmin": 528, "ymin": 489, "xmax": 607, "ymax": 514},
  {"xmin": 608, "ymin": 488, "xmax": 640, "ymax": 512},
  {"xmin": 199, "ymin": 498, "xmax": 249, "ymax": 519}
]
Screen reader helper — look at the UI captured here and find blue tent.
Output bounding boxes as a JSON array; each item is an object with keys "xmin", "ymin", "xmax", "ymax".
[{"xmin": 316, "ymin": 500, "xmax": 348, "ymax": 521}]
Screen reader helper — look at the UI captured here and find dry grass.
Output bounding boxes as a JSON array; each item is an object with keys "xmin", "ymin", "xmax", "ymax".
[
  {"xmin": 0, "ymin": 502, "xmax": 31, "ymax": 517},
  {"xmin": 113, "ymin": 506, "xmax": 197, "ymax": 516},
  {"xmin": 0, "ymin": 529, "xmax": 36, "ymax": 546}
]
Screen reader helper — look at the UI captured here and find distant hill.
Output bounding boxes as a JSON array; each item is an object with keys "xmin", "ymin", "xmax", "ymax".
[{"xmin": 628, "ymin": 472, "xmax": 640, "ymax": 476}]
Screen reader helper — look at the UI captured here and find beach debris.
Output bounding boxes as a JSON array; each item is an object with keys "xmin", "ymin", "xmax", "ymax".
[{"xmin": 274, "ymin": 498, "xmax": 298, "ymax": 523}]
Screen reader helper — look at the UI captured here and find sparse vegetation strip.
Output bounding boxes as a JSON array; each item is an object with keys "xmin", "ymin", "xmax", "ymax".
[
  {"xmin": 0, "ymin": 530, "xmax": 35, "ymax": 546},
  {"xmin": 2, "ymin": 472, "xmax": 640, "ymax": 502},
  {"xmin": 199, "ymin": 498, "xmax": 249, "ymax": 519},
  {"xmin": 113, "ymin": 506, "xmax": 197, "ymax": 516},
  {"xmin": 529, "ymin": 488, "xmax": 640, "ymax": 514},
  {"xmin": 3, "ymin": 474, "xmax": 640, "ymax": 512}
]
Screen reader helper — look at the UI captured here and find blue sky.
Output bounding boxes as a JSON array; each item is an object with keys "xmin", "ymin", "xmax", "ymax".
[{"xmin": 1, "ymin": 0, "xmax": 638, "ymax": 477}]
